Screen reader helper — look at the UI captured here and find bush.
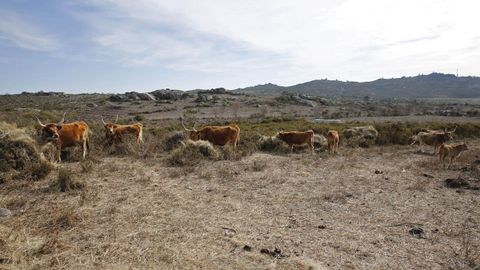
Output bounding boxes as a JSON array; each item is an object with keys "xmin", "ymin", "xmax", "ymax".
[
  {"xmin": 257, "ymin": 135, "xmax": 290, "ymax": 153},
  {"xmin": 342, "ymin": 125, "xmax": 378, "ymax": 147},
  {"xmin": 0, "ymin": 122, "xmax": 53, "ymax": 183},
  {"xmin": 57, "ymin": 168, "xmax": 85, "ymax": 192},
  {"xmin": 164, "ymin": 132, "xmax": 186, "ymax": 151},
  {"xmin": 133, "ymin": 114, "xmax": 144, "ymax": 122},
  {"xmin": 167, "ymin": 140, "xmax": 219, "ymax": 166}
]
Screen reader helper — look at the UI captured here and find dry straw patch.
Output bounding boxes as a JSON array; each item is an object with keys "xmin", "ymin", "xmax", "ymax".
[
  {"xmin": 167, "ymin": 139, "xmax": 219, "ymax": 166},
  {"xmin": 0, "ymin": 122, "xmax": 53, "ymax": 183}
]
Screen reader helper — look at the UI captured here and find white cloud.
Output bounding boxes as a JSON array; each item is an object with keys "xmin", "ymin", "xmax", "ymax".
[
  {"xmin": 76, "ymin": 0, "xmax": 480, "ymax": 84},
  {"xmin": 0, "ymin": 10, "xmax": 59, "ymax": 51}
]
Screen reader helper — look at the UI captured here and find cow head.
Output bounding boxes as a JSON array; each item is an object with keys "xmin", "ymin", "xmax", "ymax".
[
  {"xmin": 36, "ymin": 113, "xmax": 65, "ymax": 142},
  {"xmin": 181, "ymin": 119, "xmax": 200, "ymax": 141},
  {"xmin": 275, "ymin": 130, "xmax": 285, "ymax": 139},
  {"xmin": 102, "ymin": 115, "xmax": 119, "ymax": 137},
  {"xmin": 443, "ymin": 126, "xmax": 456, "ymax": 141}
]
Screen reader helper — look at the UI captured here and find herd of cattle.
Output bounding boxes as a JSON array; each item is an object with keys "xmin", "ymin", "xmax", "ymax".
[{"xmin": 35, "ymin": 114, "xmax": 468, "ymax": 167}]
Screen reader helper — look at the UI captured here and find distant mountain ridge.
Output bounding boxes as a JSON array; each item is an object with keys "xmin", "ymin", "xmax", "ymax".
[{"xmin": 233, "ymin": 73, "xmax": 480, "ymax": 98}]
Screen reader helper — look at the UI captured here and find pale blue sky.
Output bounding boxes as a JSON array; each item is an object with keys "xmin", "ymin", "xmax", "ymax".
[{"xmin": 1, "ymin": 0, "xmax": 479, "ymax": 93}]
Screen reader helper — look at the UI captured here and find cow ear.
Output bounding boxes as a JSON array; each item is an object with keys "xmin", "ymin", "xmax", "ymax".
[{"xmin": 57, "ymin": 125, "xmax": 63, "ymax": 130}]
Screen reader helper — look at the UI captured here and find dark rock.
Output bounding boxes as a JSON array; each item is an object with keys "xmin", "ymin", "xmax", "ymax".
[
  {"xmin": 409, "ymin": 227, "xmax": 425, "ymax": 238},
  {"xmin": 243, "ymin": 245, "xmax": 252, "ymax": 251},
  {"xmin": 109, "ymin": 95, "xmax": 125, "ymax": 102},
  {"xmin": 445, "ymin": 178, "xmax": 470, "ymax": 189},
  {"xmin": 0, "ymin": 208, "xmax": 12, "ymax": 218},
  {"xmin": 150, "ymin": 89, "xmax": 185, "ymax": 100}
]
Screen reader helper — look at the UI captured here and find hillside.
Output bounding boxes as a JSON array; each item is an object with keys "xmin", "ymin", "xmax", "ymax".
[{"xmin": 234, "ymin": 73, "xmax": 480, "ymax": 98}]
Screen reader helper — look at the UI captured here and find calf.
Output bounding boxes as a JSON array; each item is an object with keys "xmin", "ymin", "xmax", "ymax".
[
  {"xmin": 102, "ymin": 116, "xmax": 143, "ymax": 144},
  {"xmin": 439, "ymin": 142, "xmax": 468, "ymax": 168},
  {"xmin": 327, "ymin": 130, "xmax": 339, "ymax": 154}
]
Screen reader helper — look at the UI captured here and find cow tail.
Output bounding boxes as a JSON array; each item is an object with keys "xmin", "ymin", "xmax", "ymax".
[
  {"xmin": 86, "ymin": 136, "xmax": 90, "ymax": 152},
  {"xmin": 139, "ymin": 127, "xmax": 144, "ymax": 142},
  {"xmin": 310, "ymin": 130, "xmax": 314, "ymax": 147},
  {"xmin": 410, "ymin": 136, "xmax": 417, "ymax": 145},
  {"xmin": 236, "ymin": 129, "xmax": 240, "ymax": 145}
]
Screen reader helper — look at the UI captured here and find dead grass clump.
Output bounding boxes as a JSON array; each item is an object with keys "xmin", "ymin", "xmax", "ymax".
[
  {"xmin": 167, "ymin": 140, "xmax": 219, "ymax": 166},
  {"xmin": 0, "ymin": 224, "xmax": 22, "ymax": 265},
  {"xmin": 460, "ymin": 217, "xmax": 480, "ymax": 268},
  {"xmin": 445, "ymin": 178, "xmax": 471, "ymax": 189},
  {"xmin": 100, "ymin": 132, "xmax": 164, "ymax": 159},
  {"xmin": 57, "ymin": 168, "xmax": 86, "ymax": 192},
  {"xmin": 80, "ymin": 160, "xmax": 94, "ymax": 173},
  {"xmin": 34, "ymin": 235, "xmax": 63, "ymax": 256},
  {"xmin": 342, "ymin": 125, "xmax": 378, "ymax": 148},
  {"xmin": 314, "ymin": 134, "xmax": 328, "ymax": 150},
  {"xmin": 46, "ymin": 206, "xmax": 81, "ymax": 231},
  {"xmin": 257, "ymin": 135, "xmax": 290, "ymax": 153},
  {"xmin": 0, "ymin": 121, "xmax": 53, "ymax": 183},
  {"xmin": 164, "ymin": 131, "xmax": 186, "ymax": 151},
  {"xmin": 252, "ymin": 159, "xmax": 267, "ymax": 172},
  {"xmin": 39, "ymin": 142, "xmax": 56, "ymax": 162}
]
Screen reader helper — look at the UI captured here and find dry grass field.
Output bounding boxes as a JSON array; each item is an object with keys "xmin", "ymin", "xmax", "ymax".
[{"xmin": 0, "ymin": 93, "xmax": 479, "ymax": 269}]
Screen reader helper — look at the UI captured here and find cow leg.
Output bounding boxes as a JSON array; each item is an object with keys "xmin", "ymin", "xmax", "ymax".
[
  {"xmin": 82, "ymin": 139, "xmax": 87, "ymax": 159},
  {"xmin": 56, "ymin": 148, "xmax": 62, "ymax": 163},
  {"xmin": 448, "ymin": 157, "xmax": 453, "ymax": 169},
  {"xmin": 290, "ymin": 145, "xmax": 294, "ymax": 153}
]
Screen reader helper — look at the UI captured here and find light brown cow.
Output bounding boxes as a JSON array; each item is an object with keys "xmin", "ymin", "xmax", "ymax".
[
  {"xmin": 276, "ymin": 130, "xmax": 314, "ymax": 154},
  {"xmin": 101, "ymin": 116, "xmax": 143, "ymax": 144},
  {"xmin": 439, "ymin": 142, "xmax": 468, "ymax": 168},
  {"xmin": 182, "ymin": 120, "xmax": 240, "ymax": 149},
  {"xmin": 411, "ymin": 127, "xmax": 456, "ymax": 154},
  {"xmin": 327, "ymin": 130, "xmax": 339, "ymax": 154},
  {"xmin": 36, "ymin": 113, "xmax": 90, "ymax": 162}
]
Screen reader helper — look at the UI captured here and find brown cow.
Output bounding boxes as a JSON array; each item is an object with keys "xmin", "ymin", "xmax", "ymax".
[
  {"xmin": 439, "ymin": 142, "xmax": 468, "ymax": 168},
  {"xmin": 182, "ymin": 120, "xmax": 240, "ymax": 149},
  {"xmin": 36, "ymin": 113, "xmax": 90, "ymax": 162},
  {"xmin": 276, "ymin": 130, "xmax": 314, "ymax": 154},
  {"xmin": 411, "ymin": 127, "xmax": 455, "ymax": 154},
  {"xmin": 102, "ymin": 116, "xmax": 143, "ymax": 144},
  {"xmin": 327, "ymin": 130, "xmax": 339, "ymax": 154}
]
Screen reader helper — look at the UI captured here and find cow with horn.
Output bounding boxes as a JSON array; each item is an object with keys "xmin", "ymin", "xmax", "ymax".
[
  {"xmin": 36, "ymin": 112, "xmax": 90, "ymax": 162},
  {"xmin": 101, "ymin": 115, "xmax": 144, "ymax": 144},
  {"xmin": 181, "ymin": 119, "xmax": 240, "ymax": 149},
  {"xmin": 411, "ymin": 126, "xmax": 456, "ymax": 154}
]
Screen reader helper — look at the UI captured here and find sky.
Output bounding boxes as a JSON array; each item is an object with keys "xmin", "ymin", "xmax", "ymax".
[{"xmin": 0, "ymin": 0, "xmax": 479, "ymax": 93}]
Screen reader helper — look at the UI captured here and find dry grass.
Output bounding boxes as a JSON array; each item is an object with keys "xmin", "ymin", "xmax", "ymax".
[
  {"xmin": 57, "ymin": 168, "xmax": 86, "ymax": 192},
  {"xmin": 1, "ymin": 138, "xmax": 479, "ymax": 269},
  {"xmin": 1, "ymin": 109, "xmax": 480, "ymax": 269},
  {"xmin": 0, "ymin": 122, "xmax": 53, "ymax": 183},
  {"xmin": 167, "ymin": 139, "xmax": 219, "ymax": 166}
]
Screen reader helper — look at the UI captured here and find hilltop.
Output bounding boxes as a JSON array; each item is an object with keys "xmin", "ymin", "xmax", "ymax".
[{"xmin": 234, "ymin": 73, "xmax": 480, "ymax": 98}]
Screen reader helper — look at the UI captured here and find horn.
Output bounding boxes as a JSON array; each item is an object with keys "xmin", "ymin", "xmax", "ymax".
[
  {"xmin": 58, "ymin": 112, "xmax": 66, "ymax": 125},
  {"xmin": 452, "ymin": 126, "xmax": 457, "ymax": 133},
  {"xmin": 115, "ymin": 114, "xmax": 119, "ymax": 123},
  {"xmin": 192, "ymin": 122, "xmax": 197, "ymax": 132},
  {"xmin": 35, "ymin": 116, "xmax": 46, "ymax": 127},
  {"xmin": 181, "ymin": 118, "xmax": 192, "ymax": 131},
  {"xmin": 101, "ymin": 116, "xmax": 106, "ymax": 125}
]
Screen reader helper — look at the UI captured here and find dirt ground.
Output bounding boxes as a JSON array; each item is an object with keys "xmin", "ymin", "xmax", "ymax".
[{"xmin": 1, "ymin": 140, "xmax": 479, "ymax": 269}]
